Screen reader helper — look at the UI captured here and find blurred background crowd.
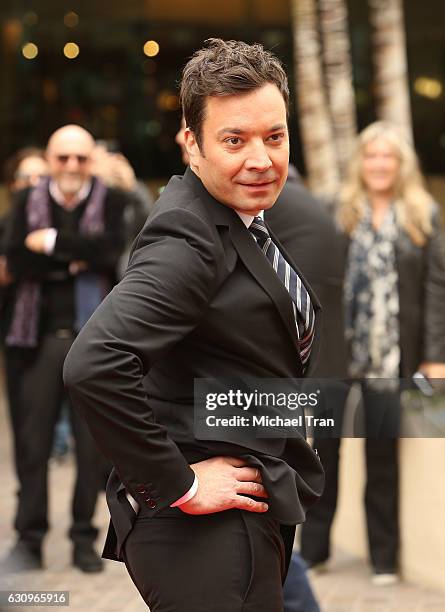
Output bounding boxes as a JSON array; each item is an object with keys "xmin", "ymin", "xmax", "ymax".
[{"xmin": 0, "ymin": 1, "xmax": 444, "ymax": 611}]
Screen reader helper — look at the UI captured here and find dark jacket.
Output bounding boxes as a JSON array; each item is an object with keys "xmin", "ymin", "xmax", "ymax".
[
  {"xmin": 336, "ymin": 203, "xmax": 445, "ymax": 377},
  {"xmin": 64, "ymin": 167, "xmax": 325, "ymax": 561},
  {"xmin": 266, "ymin": 180, "xmax": 348, "ymax": 378},
  {"xmin": 4, "ymin": 180, "xmax": 126, "ymax": 337},
  {"xmin": 394, "ymin": 205, "xmax": 445, "ymax": 375}
]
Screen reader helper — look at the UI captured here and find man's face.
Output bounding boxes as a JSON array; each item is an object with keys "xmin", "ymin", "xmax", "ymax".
[
  {"xmin": 46, "ymin": 131, "xmax": 94, "ymax": 196},
  {"xmin": 184, "ymin": 83, "xmax": 289, "ymax": 215}
]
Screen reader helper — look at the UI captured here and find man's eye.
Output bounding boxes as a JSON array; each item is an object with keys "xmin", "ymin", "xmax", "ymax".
[
  {"xmin": 268, "ymin": 133, "xmax": 284, "ymax": 141},
  {"xmin": 225, "ymin": 137, "xmax": 241, "ymax": 145}
]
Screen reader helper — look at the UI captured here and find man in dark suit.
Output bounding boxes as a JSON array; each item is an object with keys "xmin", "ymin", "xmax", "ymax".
[
  {"xmin": 64, "ymin": 39, "xmax": 324, "ymax": 611},
  {"xmin": 174, "ymin": 123, "xmax": 334, "ymax": 612}
]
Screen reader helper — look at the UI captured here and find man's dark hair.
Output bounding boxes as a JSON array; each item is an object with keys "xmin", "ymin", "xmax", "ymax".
[{"xmin": 180, "ymin": 38, "xmax": 289, "ymax": 149}]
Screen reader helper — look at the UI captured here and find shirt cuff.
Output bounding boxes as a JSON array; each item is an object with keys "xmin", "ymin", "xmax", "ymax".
[
  {"xmin": 170, "ymin": 475, "xmax": 198, "ymax": 507},
  {"xmin": 43, "ymin": 228, "xmax": 58, "ymax": 255}
]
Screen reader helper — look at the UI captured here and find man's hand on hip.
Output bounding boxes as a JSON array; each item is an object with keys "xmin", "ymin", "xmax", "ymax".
[{"xmin": 179, "ymin": 456, "xmax": 268, "ymax": 515}]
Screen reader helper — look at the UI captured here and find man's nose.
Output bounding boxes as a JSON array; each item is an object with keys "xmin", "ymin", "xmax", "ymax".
[
  {"xmin": 244, "ymin": 142, "xmax": 273, "ymax": 172},
  {"xmin": 66, "ymin": 156, "xmax": 80, "ymax": 171}
]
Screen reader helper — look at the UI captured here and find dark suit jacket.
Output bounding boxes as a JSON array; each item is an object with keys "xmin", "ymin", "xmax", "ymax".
[
  {"xmin": 393, "ymin": 205, "xmax": 445, "ymax": 375},
  {"xmin": 266, "ymin": 180, "xmax": 348, "ymax": 378},
  {"xmin": 64, "ymin": 167, "xmax": 325, "ymax": 561}
]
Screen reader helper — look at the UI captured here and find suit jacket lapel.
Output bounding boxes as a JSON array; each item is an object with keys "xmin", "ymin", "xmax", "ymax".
[{"xmin": 229, "ymin": 214, "xmax": 305, "ymax": 364}]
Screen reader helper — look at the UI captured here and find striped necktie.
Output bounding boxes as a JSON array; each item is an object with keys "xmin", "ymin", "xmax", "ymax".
[{"xmin": 249, "ymin": 216, "xmax": 315, "ymax": 367}]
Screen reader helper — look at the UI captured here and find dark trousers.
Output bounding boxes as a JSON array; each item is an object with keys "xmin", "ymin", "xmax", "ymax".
[
  {"xmin": 123, "ymin": 505, "xmax": 286, "ymax": 612},
  {"xmin": 5, "ymin": 333, "xmax": 101, "ymax": 548},
  {"xmin": 301, "ymin": 385, "xmax": 400, "ymax": 573}
]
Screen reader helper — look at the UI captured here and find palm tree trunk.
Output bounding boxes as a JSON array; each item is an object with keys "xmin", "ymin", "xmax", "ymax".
[
  {"xmin": 368, "ymin": 0, "xmax": 413, "ymax": 140},
  {"xmin": 319, "ymin": 0, "xmax": 357, "ymax": 177},
  {"xmin": 290, "ymin": 0, "xmax": 341, "ymax": 196}
]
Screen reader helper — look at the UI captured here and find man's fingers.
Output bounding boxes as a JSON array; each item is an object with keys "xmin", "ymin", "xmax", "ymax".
[
  {"xmin": 234, "ymin": 495, "xmax": 268, "ymax": 513},
  {"xmin": 236, "ymin": 482, "xmax": 268, "ymax": 498},
  {"xmin": 223, "ymin": 456, "xmax": 249, "ymax": 468},
  {"xmin": 235, "ymin": 466, "xmax": 262, "ymax": 483}
]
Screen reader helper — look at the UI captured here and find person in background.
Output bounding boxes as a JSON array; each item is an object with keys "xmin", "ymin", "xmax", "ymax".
[
  {"xmin": 91, "ymin": 142, "xmax": 155, "ymax": 277},
  {"xmin": 1, "ymin": 148, "xmax": 49, "ymax": 289},
  {"xmin": 1, "ymin": 124, "xmax": 126, "ymax": 573},
  {"xmin": 3, "ymin": 147, "xmax": 49, "ymax": 193},
  {"xmin": 0, "ymin": 149, "xmax": 49, "ymax": 421},
  {"xmin": 52, "ymin": 142, "xmax": 155, "ymax": 460},
  {"xmin": 52, "ymin": 142, "xmax": 156, "ymax": 463},
  {"xmin": 301, "ymin": 121, "xmax": 445, "ymax": 585},
  {"xmin": 3, "ymin": 149, "xmax": 74, "ymax": 463}
]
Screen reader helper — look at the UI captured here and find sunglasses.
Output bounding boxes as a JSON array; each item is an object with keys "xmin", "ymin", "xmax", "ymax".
[{"xmin": 56, "ymin": 154, "xmax": 89, "ymax": 164}]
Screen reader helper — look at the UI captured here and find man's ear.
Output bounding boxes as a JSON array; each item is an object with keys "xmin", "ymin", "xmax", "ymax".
[{"xmin": 184, "ymin": 128, "xmax": 201, "ymax": 173}]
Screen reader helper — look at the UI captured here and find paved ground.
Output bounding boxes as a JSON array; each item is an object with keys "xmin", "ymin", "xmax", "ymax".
[
  {"xmin": 1, "ymin": 372, "xmax": 444, "ymax": 612},
  {"xmin": 308, "ymin": 558, "xmax": 445, "ymax": 612}
]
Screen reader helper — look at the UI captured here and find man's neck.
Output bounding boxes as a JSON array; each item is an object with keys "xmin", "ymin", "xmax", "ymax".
[
  {"xmin": 62, "ymin": 193, "xmax": 78, "ymax": 208},
  {"xmin": 236, "ymin": 209, "xmax": 264, "ymax": 228},
  {"xmin": 49, "ymin": 179, "xmax": 92, "ymax": 210}
]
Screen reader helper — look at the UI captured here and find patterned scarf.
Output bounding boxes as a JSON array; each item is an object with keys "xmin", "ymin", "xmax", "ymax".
[
  {"xmin": 6, "ymin": 176, "xmax": 108, "ymax": 347},
  {"xmin": 344, "ymin": 204, "xmax": 400, "ymax": 379}
]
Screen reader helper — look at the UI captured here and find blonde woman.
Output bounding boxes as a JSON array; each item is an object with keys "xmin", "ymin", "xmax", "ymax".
[
  {"xmin": 339, "ymin": 121, "xmax": 445, "ymax": 382},
  {"xmin": 301, "ymin": 121, "xmax": 445, "ymax": 584}
]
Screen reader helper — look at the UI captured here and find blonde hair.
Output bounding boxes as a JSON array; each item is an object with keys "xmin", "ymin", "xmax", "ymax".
[{"xmin": 337, "ymin": 121, "xmax": 433, "ymax": 246}]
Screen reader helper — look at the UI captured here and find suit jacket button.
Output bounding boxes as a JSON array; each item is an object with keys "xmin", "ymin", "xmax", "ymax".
[
  {"xmin": 145, "ymin": 498, "xmax": 156, "ymax": 509},
  {"xmin": 137, "ymin": 485, "xmax": 147, "ymax": 494}
]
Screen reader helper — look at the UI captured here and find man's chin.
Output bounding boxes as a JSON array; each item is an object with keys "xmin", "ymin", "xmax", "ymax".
[
  {"xmin": 242, "ymin": 194, "xmax": 279, "ymax": 212},
  {"xmin": 58, "ymin": 179, "xmax": 84, "ymax": 195},
  {"xmin": 236, "ymin": 183, "xmax": 283, "ymax": 210},
  {"xmin": 234, "ymin": 198, "xmax": 278, "ymax": 216}
]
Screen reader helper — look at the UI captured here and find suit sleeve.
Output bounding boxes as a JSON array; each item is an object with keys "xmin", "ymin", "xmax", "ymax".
[
  {"xmin": 423, "ymin": 206, "xmax": 445, "ymax": 363},
  {"xmin": 63, "ymin": 206, "xmax": 223, "ymax": 512}
]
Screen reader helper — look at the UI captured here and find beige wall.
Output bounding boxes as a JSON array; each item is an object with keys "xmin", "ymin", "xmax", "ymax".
[{"xmin": 332, "ymin": 438, "xmax": 445, "ymax": 591}]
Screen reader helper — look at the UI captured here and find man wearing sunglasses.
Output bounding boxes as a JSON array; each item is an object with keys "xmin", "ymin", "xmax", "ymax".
[{"xmin": 2, "ymin": 124, "xmax": 126, "ymax": 573}]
